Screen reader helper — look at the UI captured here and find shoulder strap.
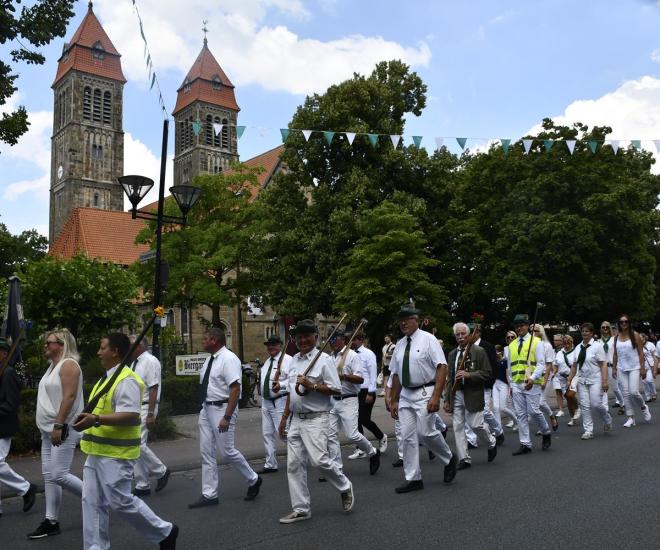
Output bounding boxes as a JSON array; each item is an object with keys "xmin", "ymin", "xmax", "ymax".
[{"xmin": 82, "ymin": 365, "xmax": 127, "ymax": 414}]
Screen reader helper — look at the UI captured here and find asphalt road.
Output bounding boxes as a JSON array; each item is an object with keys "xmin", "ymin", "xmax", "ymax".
[{"xmin": 1, "ymin": 407, "xmax": 658, "ymax": 550}]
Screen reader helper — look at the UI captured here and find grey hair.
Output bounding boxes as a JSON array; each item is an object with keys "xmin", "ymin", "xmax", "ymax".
[{"xmin": 452, "ymin": 322, "xmax": 470, "ymax": 334}]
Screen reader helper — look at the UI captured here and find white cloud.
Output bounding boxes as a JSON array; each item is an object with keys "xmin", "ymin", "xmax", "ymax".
[
  {"xmin": 94, "ymin": 0, "xmax": 431, "ymax": 95},
  {"xmin": 652, "ymin": 49, "xmax": 660, "ymax": 63},
  {"xmin": 123, "ymin": 133, "xmax": 174, "ymax": 209}
]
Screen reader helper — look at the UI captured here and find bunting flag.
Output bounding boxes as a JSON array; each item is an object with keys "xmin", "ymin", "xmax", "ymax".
[
  {"xmin": 367, "ymin": 134, "xmax": 379, "ymax": 148},
  {"xmin": 345, "ymin": 132, "xmax": 356, "ymax": 145},
  {"xmin": 150, "ymin": 73, "xmax": 156, "ymax": 90},
  {"xmin": 192, "ymin": 121, "xmax": 202, "ymax": 136},
  {"xmin": 501, "ymin": 139, "xmax": 511, "ymax": 154},
  {"xmin": 588, "ymin": 140, "xmax": 598, "ymax": 154},
  {"xmin": 456, "ymin": 137, "xmax": 467, "ymax": 150},
  {"xmin": 543, "ymin": 140, "xmax": 554, "ymax": 152},
  {"xmin": 631, "ymin": 139, "xmax": 641, "ymax": 150},
  {"xmin": 609, "ymin": 140, "xmax": 619, "ymax": 155},
  {"xmin": 390, "ymin": 135, "xmax": 401, "ymax": 148},
  {"xmin": 280, "ymin": 129, "xmax": 290, "ymax": 143},
  {"xmin": 566, "ymin": 140, "xmax": 576, "ymax": 155},
  {"xmin": 435, "ymin": 137, "xmax": 444, "ymax": 151},
  {"xmin": 302, "ymin": 130, "xmax": 313, "ymax": 141},
  {"xmin": 213, "ymin": 122, "xmax": 222, "ymax": 136},
  {"xmin": 412, "ymin": 136, "xmax": 423, "ymax": 148},
  {"xmin": 323, "ymin": 131, "xmax": 335, "ymax": 145},
  {"xmin": 236, "ymin": 126, "xmax": 246, "ymax": 139},
  {"xmin": 523, "ymin": 139, "xmax": 533, "ymax": 154}
]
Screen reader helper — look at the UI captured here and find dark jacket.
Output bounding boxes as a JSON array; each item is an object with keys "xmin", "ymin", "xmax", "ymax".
[
  {"xmin": 445, "ymin": 345, "xmax": 492, "ymax": 413},
  {"xmin": 0, "ymin": 366, "xmax": 22, "ymax": 438}
]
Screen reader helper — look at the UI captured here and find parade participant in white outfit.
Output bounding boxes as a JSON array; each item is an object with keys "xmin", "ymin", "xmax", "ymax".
[
  {"xmin": 129, "ymin": 336, "xmax": 170, "ymax": 497},
  {"xmin": 566, "ymin": 323, "xmax": 613, "ymax": 440},
  {"xmin": 612, "ymin": 315, "xmax": 651, "ymax": 427},
  {"xmin": 188, "ymin": 328, "xmax": 262, "ymax": 508},
  {"xmin": 551, "ymin": 333, "xmax": 567, "ymax": 417},
  {"xmin": 385, "ymin": 374, "xmax": 404, "ymax": 467},
  {"xmin": 472, "ymin": 325, "xmax": 504, "ymax": 444},
  {"xmin": 600, "ymin": 322, "xmax": 624, "ymax": 410},
  {"xmin": 640, "ymin": 334, "xmax": 657, "ymax": 402},
  {"xmin": 72, "ymin": 333, "xmax": 178, "ymax": 550},
  {"xmin": 531, "ymin": 324, "xmax": 559, "ymax": 432},
  {"xmin": 259, "ymin": 334, "xmax": 292, "ymax": 474},
  {"xmin": 328, "ymin": 329, "xmax": 380, "ymax": 475},
  {"xmin": 555, "ymin": 336, "xmax": 579, "ymax": 426},
  {"xmin": 389, "ymin": 305, "xmax": 457, "ymax": 493},
  {"xmin": 508, "ymin": 314, "xmax": 552, "ymax": 455},
  {"xmin": 380, "ymin": 334, "xmax": 396, "ymax": 397},
  {"xmin": 27, "ymin": 329, "xmax": 84, "ymax": 539},
  {"xmin": 278, "ymin": 319, "xmax": 354, "ymax": 523},
  {"xmin": 499, "ymin": 332, "xmax": 519, "ymax": 430},
  {"xmin": 493, "ymin": 344, "xmax": 517, "ymax": 431}
]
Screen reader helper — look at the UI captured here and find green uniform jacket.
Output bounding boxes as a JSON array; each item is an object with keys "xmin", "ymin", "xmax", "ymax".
[{"xmin": 445, "ymin": 345, "xmax": 492, "ymax": 413}]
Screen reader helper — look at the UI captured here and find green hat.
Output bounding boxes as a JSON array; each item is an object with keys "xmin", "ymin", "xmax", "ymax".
[
  {"xmin": 328, "ymin": 327, "xmax": 350, "ymax": 340},
  {"xmin": 512, "ymin": 314, "xmax": 530, "ymax": 325},
  {"xmin": 263, "ymin": 334, "xmax": 283, "ymax": 345},
  {"xmin": 397, "ymin": 304, "xmax": 422, "ymax": 319},
  {"xmin": 0, "ymin": 338, "xmax": 10, "ymax": 351},
  {"xmin": 290, "ymin": 319, "xmax": 318, "ymax": 336}
]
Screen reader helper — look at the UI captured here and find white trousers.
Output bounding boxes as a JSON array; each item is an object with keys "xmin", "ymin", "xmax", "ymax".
[
  {"xmin": 394, "ymin": 418, "xmax": 403, "ymax": 459},
  {"xmin": 452, "ymin": 391, "xmax": 496, "ymax": 463},
  {"xmin": 483, "ymin": 388, "xmax": 503, "ymax": 436},
  {"xmin": 262, "ymin": 397, "xmax": 286, "ymax": 469},
  {"xmin": 0, "ymin": 437, "xmax": 30, "ymax": 514},
  {"xmin": 329, "ymin": 397, "xmax": 375, "ymax": 469},
  {"xmin": 82, "ymin": 455, "xmax": 171, "ymax": 550},
  {"xmin": 577, "ymin": 382, "xmax": 612, "ymax": 434},
  {"xmin": 512, "ymin": 384, "xmax": 550, "ymax": 447},
  {"xmin": 642, "ymin": 368, "xmax": 656, "ymax": 401},
  {"xmin": 399, "ymin": 389, "xmax": 453, "ymax": 481},
  {"xmin": 602, "ymin": 367, "xmax": 625, "ymax": 407},
  {"xmin": 492, "ymin": 379, "xmax": 517, "ymax": 426},
  {"xmin": 198, "ymin": 403, "xmax": 257, "ymax": 500},
  {"xmin": 40, "ymin": 429, "xmax": 83, "ymax": 521},
  {"xmin": 434, "ymin": 413, "xmax": 447, "ymax": 432},
  {"xmin": 539, "ymin": 390, "xmax": 554, "ymax": 417},
  {"xmin": 134, "ymin": 405, "xmax": 167, "ymax": 490},
  {"xmin": 286, "ymin": 413, "xmax": 351, "ymax": 514},
  {"xmin": 619, "ymin": 369, "xmax": 646, "ymax": 417}
]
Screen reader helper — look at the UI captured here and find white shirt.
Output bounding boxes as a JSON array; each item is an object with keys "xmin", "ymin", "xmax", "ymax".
[
  {"xmin": 573, "ymin": 339, "xmax": 607, "ymax": 385},
  {"xmin": 643, "ymin": 342, "xmax": 656, "ymax": 369},
  {"xmin": 389, "ymin": 328, "xmax": 447, "ymax": 390},
  {"xmin": 199, "ymin": 346, "xmax": 242, "ymax": 402},
  {"xmin": 105, "ymin": 365, "xmax": 142, "ymax": 413},
  {"xmin": 356, "ymin": 345, "xmax": 378, "ymax": 393},
  {"xmin": 382, "ymin": 342, "xmax": 395, "ymax": 367},
  {"xmin": 656, "ymin": 341, "xmax": 660, "ymax": 361},
  {"xmin": 506, "ymin": 334, "xmax": 546, "ymax": 382},
  {"xmin": 615, "ymin": 337, "xmax": 641, "ymax": 372},
  {"xmin": 542, "ymin": 341, "xmax": 555, "ymax": 365},
  {"xmin": 333, "ymin": 347, "xmax": 363, "ymax": 395},
  {"xmin": 553, "ymin": 348, "xmax": 574, "ymax": 376},
  {"xmin": 286, "ymin": 350, "xmax": 340, "ymax": 413},
  {"xmin": 131, "ymin": 350, "xmax": 162, "ymax": 404},
  {"xmin": 260, "ymin": 352, "xmax": 292, "ymax": 399},
  {"xmin": 601, "ymin": 337, "xmax": 615, "ymax": 364},
  {"xmin": 36, "ymin": 358, "xmax": 84, "ymax": 432}
]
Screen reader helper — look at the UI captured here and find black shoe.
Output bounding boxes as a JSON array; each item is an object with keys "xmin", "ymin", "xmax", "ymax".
[
  {"xmin": 244, "ymin": 476, "xmax": 262, "ymax": 501},
  {"xmin": 369, "ymin": 450, "xmax": 381, "ymax": 475},
  {"xmin": 133, "ymin": 487, "xmax": 151, "ymax": 497},
  {"xmin": 428, "ymin": 450, "xmax": 436, "ymax": 461},
  {"xmin": 443, "ymin": 454, "xmax": 457, "ymax": 483},
  {"xmin": 392, "ymin": 458, "xmax": 403, "ymax": 468},
  {"xmin": 488, "ymin": 445, "xmax": 497, "ymax": 463},
  {"xmin": 612, "ymin": 402, "xmax": 621, "ymax": 408},
  {"xmin": 258, "ymin": 467, "xmax": 278, "ymax": 475},
  {"xmin": 156, "ymin": 468, "xmax": 171, "ymax": 493},
  {"xmin": 441, "ymin": 428, "xmax": 448, "ymax": 439},
  {"xmin": 188, "ymin": 496, "xmax": 219, "ymax": 509},
  {"xmin": 318, "ymin": 476, "xmax": 327, "ymax": 482},
  {"xmin": 456, "ymin": 459, "xmax": 471, "ymax": 471},
  {"xmin": 160, "ymin": 523, "xmax": 179, "ymax": 550},
  {"xmin": 467, "ymin": 442, "xmax": 477, "ymax": 449},
  {"xmin": 395, "ymin": 480, "xmax": 424, "ymax": 493},
  {"xmin": 23, "ymin": 483, "xmax": 37, "ymax": 512},
  {"xmin": 495, "ymin": 433, "xmax": 505, "ymax": 446},
  {"xmin": 27, "ymin": 519, "xmax": 60, "ymax": 539},
  {"xmin": 542, "ymin": 434, "xmax": 552, "ymax": 450},
  {"xmin": 512, "ymin": 445, "xmax": 532, "ymax": 456}
]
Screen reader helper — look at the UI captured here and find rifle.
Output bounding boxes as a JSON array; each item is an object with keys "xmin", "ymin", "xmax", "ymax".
[
  {"xmin": 0, "ymin": 327, "xmax": 25, "ymax": 379},
  {"xmin": 524, "ymin": 302, "xmax": 543, "ymax": 383}
]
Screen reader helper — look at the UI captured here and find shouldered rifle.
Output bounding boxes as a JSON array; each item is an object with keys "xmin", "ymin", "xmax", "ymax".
[{"xmin": 336, "ymin": 319, "xmax": 368, "ymax": 378}]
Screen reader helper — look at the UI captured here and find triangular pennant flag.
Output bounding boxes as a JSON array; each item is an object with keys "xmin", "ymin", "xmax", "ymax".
[
  {"xmin": 345, "ymin": 132, "xmax": 356, "ymax": 145},
  {"xmin": 435, "ymin": 137, "xmax": 444, "ymax": 151},
  {"xmin": 543, "ymin": 140, "xmax": 554, "ymax": 152},
  {"xmin": 213, "ymin": 122, "xmax": 222, "ymax": 136},
  {"xmin": 631, "ymin": 139, "xmax": 641, "ymax": 150},
  {"xmin": 150, "ymin": 73, "xmax": 156, "ymax": 90},
  {"xmin": 523, "ymin": 139, "xmax": 533, "ymax": 154},
  {"xmin": 609, "ymin": 140, "xmax": 619, "ymax": 155},
  {"xmin": 192, "ymin": 121, "xmax": 202, "ymax": 136},
  {"xmin": 456, "ymin": 137, "xmax": 467, "ymax": 150},
  {"xmin": 302, "ymin": 130, "xmax": 313, "ymax": 141},
  {"xmin": 236, "ymin": 126, "xmax": 246, "ymax": 139},
  {"xmin": 566, "ymin": 140, "xmax": 576, "ymax": 155},
  {"xmin": 501, "ymin": 139, "xmax": 511, "ymax": 154},
  {"xmin": 654, "ymin": 140, "xmax": 660, "ymax": 153},
  {"xmin": 390, "ymin": 135, "xmax": 401, "ymax": 148},
  {"xmin": 280, "ymin": 129, "xmax": 290, "ymax": 143},
  {"xmin": 323, "ymin": 131, "xmax": 335, "ymax": 145},
  {"xmin": 588, "ymin": 140, "xmax": 598, "ymax": 154},
  {"xmin": 412, "ymin": 136, "xmax": 423, "ymax": 148},
  {"xmin": 367, "ymin": 134, "xmax": 379, "ymax": 148}
]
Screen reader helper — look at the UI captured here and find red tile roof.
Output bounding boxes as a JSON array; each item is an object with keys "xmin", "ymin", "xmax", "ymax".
[
  {"xmin": 49, "ymin": 208, "xmax": 150, "ymax": 265},
  {"xmin": 53, "ymin": 3, "xmax": 125, "ymax": 86},
  {"xmin": 173, "ymin": 41, "xmax": 239, "ymax": 115},
  {"xmin": 238, "ymin": 145, "xmax": 285, "ymax": 200}
]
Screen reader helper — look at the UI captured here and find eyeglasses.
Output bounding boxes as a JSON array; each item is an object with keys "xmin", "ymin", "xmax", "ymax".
[
  {"xmin": 619, "ymin": 320, "xmax": 629, "ymax": 325},
  {"xmin": 45, "ymin": 340, "xmax": 61, "ymax": 346},
  {"xmin": 600, "ymin": 326, "xmax": 610, "ymax": 330}
]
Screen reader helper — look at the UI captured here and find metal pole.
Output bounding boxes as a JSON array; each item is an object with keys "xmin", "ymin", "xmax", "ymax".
[{"xmin": 152, "ymin": 118, "xmax": 169, "ymax": 360}]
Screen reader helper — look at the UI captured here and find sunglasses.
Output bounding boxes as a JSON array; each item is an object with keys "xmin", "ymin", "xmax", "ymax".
[
  {"xmin": 600, "ymin": 326, "xmax": 610, "ymax": 330},
  {"xmin": 45, "ymin": 340, "xmax": 61, "ymax": 345},
  {"xmin": 619, "ymin": 320, "xmax": 629, "ymax": 324}
]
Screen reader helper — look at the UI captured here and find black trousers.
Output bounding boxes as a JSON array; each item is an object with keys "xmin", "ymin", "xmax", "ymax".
[{"xmin": 357, "ymin": 388, "xmax": 384, "ymax": 440}]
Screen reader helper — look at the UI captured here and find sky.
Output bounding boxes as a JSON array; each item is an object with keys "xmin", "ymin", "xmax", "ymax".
[{"xmin": 1, "ymin": 0, "xmax": 660, "ymax": 239}]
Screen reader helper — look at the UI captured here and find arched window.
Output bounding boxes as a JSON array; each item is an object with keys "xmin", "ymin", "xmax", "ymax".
[
  {"xmin": 92, "ymin": 89, "xmax": 101, "ymax": 122},
  {"xmin": 213, "ymin": 117, "xmax": 221, "ymax": 147},
  {"xmin": 102, "ymin": 91, "xmax": 111, "ymax": 125},
  {"xmin": 205, "ymin": 114, "xmax": 213, "ymax": 145},
  {"xmin": 221, "ymin": 118, "xmax": 229, "ymax": 149},
  {"xmin": 212, "ymin": 75, "xmax": 221, "ymax": 90},
  {"xmin": 92, "ymin": 41, "xmax": 105, "ymax": 60},
  {"xmin": 93, "ymin": 192, "xmax": 100, "ymax": 207},
  {"xmin": 83, "ymin": 87, "xmax": 91, "ymax": 120}
]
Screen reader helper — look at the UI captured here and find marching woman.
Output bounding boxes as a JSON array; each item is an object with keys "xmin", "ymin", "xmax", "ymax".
[
  {"xmin": 565, "ymin": 323, "xmax": 613, "ymax": 440},
  {"xmin": 640, "ymin": 334, "xmax": 657, "ymax": 403},
  {"xmin": 531, "ymin": 324, "xmax": 558, "ymax": 431},
  {"xmin": 556, "ymin": 335, "xmax": 579, "ymax": 426},
  {"xmin": 599, "ymin": 321, "xmax": 625, "ymax": 410},
  {"xmin": 612, "ymin": 315, "xmax": 651, "ymax": 427},
  {"xmin": 492, "ymin": 344, "xmax": 517, "ymax": 430},
  {"xmin": 27, "ymin": 329, "xmax": 84, "ymax": 539}
]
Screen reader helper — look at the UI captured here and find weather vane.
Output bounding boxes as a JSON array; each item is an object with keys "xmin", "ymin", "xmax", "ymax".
[{"xmin": 202, "ymin": 20, "xmax": 208, "ymax": 44}]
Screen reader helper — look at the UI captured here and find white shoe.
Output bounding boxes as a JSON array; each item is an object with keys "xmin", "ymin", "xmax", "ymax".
[
  {"xmin": 378, "ymin": 391, "xmax": 385, "ymax": 397},
  {"xmin": 642, "ymin": 406, "xmax": 652, "ymax": 422},
  {"xmin": 504, "ymin": 421, "xmax": 514, "ymax": 429},
  {"xmin": 623, "ymin": 417, "xmax": 636, "ymax": 428},
  {"xmin": 348, "ymin": 449, "xmax": 366, "ymax": 460},
  {"xmin": 567, "ymin": 419, "xmax": 575, "ymax": 427},
  {"xmin": 535, "ymin": 430, "xmax": 543, "ymax": 436},
  {"xmin": 581, "ymin": 432, "xmax": 593, "ymax": 440},
  {"xmin": 573, "ymin": 410, "xmax": 581, "ymax": 420},
  {"xmin": 379, "ymin": 434, "xmax": 388, "ymax": 453},
  {"xmin": 555, "ymin": 410, "xmax": 565, "ymax": 417},
  {"xmin": 280, "ymin": 511, "xmax": 312, "ymax": 524}
]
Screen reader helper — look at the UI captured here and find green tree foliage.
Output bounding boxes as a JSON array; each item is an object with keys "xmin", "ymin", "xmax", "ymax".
[
  {"xmin": 1, "ymin": 0, "xmax": 75, "ymax": 147},
  {"xmin": 0, "ymin": 220, "xmax": 48, "ymax": 279}
]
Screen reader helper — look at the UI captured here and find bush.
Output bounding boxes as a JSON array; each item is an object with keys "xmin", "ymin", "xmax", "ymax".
[
  {"xmin": 162, "ymin": 375, "xmax": 198, "ymax": 415},
  {"xmin": 150, "ymin": 401, "xmax": 177, "ymax": 441},
  {"xmin": 13, "ymin": 389, "xmax": 41, "ymax": 455}
]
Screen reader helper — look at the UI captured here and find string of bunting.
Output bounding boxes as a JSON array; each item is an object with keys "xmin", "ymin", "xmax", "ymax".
[
  {"xmin": 131, "ymin": 0, "xmax": 168, "ymax": 118},
  {"xmin": 187, "ymin": 121, "xmax": 660, "ymax": 155}
]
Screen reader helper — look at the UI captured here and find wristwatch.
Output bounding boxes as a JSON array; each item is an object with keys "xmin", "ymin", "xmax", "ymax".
[{"xmin": 93, "ymin": 415, "xmax": 101, "ymax": 428}]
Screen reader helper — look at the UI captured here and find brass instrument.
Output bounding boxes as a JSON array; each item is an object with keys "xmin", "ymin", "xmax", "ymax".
[{"xmin": 335, "ymin": 319, "xmax": 368, "ymax": 378}]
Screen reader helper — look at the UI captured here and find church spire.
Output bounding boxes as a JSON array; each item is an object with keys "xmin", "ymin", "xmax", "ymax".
[{"xmin": 202, "ymin": 19, "xmax": 208, "ymax": 47}]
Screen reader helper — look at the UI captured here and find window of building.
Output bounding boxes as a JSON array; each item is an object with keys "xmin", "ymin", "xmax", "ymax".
[
  {"xmin": 183, "ymin": 78, "xmax": 191, "ymax": 93},
  {"xmin": 92, "ymin": 144, "xmax": 103, "ymax": 160},
  {"xmin": 212, "ymin": 75, "xmax": 221, "ymax": 90},
  {"xmin": 83, "ymin": 87, "xmax": 91, "ymax": 120},
  {"xmin": 205, "ymin": 114, "xmax": 213, "ymax": 145},
  {"xmin": 102, "ymin": 91, "xmax": 111, "ymax": 125},
  {"xmin": 221, "ymin": 118, "xmax": 229, "ymax": 149},
  {"xmin": 92, "ymin": 89, "xmax": 101, "ymax": 122},
  {"xmin": 92, "ymin": 41, "xmax": 105, "ymax": 60},
  {"xmin": 265, "ymin": 326, "xmax": 277, "ymax": 340},
  {"xmin": 200, "ymin": 155, "xmax": 208, "ymax": 172},
  {"xmin": 181, "ymin": 306, "xmax": 189, "ymax": 335},
  {"xmin": 93, "ymin": 192, "xmax": 100, "ymax": 206}
]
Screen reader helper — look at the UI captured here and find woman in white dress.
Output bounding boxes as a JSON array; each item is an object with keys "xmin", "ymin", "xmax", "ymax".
[
  {"xmin": 27, "ymin": 329, "xmax": 84, "ymax": 539},
  {"xmin": 640, "ymin": 333, "xmax": 658, "ymax": 402}
]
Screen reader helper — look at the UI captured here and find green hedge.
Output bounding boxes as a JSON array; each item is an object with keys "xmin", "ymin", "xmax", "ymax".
[{"xmin": 162, "ymin": 375, "xmax": 199, "ymax": 415}]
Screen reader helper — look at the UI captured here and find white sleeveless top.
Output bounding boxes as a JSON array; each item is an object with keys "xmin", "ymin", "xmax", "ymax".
[
  {"xmin": 615, "ymin": 337, "xmax": 641, "ymax": 372},
  {"xmin": 36, "ymin": 358, "xmax": 84, "ymax": 432}
]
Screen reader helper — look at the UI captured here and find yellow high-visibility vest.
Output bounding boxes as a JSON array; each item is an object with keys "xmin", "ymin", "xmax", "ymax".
[{"xmin": 508, "ymin": 336, "xmax": 543, "ymax": 385}]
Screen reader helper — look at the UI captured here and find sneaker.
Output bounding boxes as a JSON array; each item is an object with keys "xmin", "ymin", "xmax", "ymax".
[
  {"xmin": 22, "ymin": 483, "xmax": 37, "ymax": 513},
  {"xmin": 27, "ymin": 520, "xmax": 60, "ymax": 539},
  {"xmin": 379, "ymin": 434, "xmax": 388, "ymax": 453},
  {"xmin": 155, "ymin": 468, "xmax": 171, "ymax": 493},
  {"xmin": 581, "ymin": 432, "xmax": 594, "ymax": 440},
  {"xmin": 504, "ymin": 421, "xmax": 515, "ymax": 429},
  {"xmin": 555, "ymin": 410, "xmax": 565, "ymax": 417},
  {"xmin": 378, "ymin": 391, "xmax": 385, "ymax": 397},
  {"xmin": 391, "ymin": 458, "xmax": 403, "ymax": 468},
  {"xmin": 244, "ymin": 476, "xmax": 263, "ymax": 501},
  {"xmin": 623, "ymin": 417, "xmax": 636, "ymax": 428},
  {"xmin": 341, "ymin": 485, "xmax": 354, "ymax": 512},
  {"xmin": 160, "ymin": 524, "xmax": 178, "ymax": 550},
  {"xmin": 348, "ymin": 449, "xmax": 366, "ymax": 460},
  {"xmin": 567, "ymin": 419, "xmax": 575, "ymax": 427},
  {"xmin": 574, "ymin": 410, "xmax": 581, "ymax": 420},
  {"xmin": 279, "ymin": 511, "xmax": 311, "ymax": 524},
  {"xmin": 642, "ymin": 406, "xmax": 652, "ymax": 423},
  {"xmin": 133, "ymin": 487, "xmax": 151, "ymax": 497},
  {"xmin": 369, "ymin": 450, "xmax": 381, "ymax": 475}
]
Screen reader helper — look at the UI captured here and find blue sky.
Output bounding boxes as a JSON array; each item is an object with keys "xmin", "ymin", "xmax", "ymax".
[{"xmin": 1, "ymin": 0, "xmax": 660, "ymax": 238}]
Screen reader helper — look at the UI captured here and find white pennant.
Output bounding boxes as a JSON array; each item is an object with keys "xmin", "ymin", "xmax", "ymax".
[
  {"xmin": 435, "ymin": 137, "xmax": 444, "ymax": 151},
  {"xmin": 522, "ymin": 139, "xmax": 533, "ymax": 154},
  {"xmin": 345, "ymin": 132, "xmax": 356, "ymax": 145},
  {"xmin": 566, "ymin": 140, "xmax": 576, "ymax": 155},
  {"xmin": 390, "ymin": 135, "xmax": 401, "ymax": 148},
  {"xmin": 302, "ymin": 130, "xmax": 312, "ymax": 141},
  {"xmin": 654, "ymin": 140, "xmax": 660, "ymax": 153},
  {"xmin": 213, "ymin": 123, "xmax": 222, "ymax": 136},
  {"xmin": 609, "ymin": 140, "xmax": 619, "ymax": 155}
]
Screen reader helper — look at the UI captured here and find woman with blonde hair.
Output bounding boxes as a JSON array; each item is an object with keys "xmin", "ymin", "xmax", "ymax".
[
  {"xmin": 27, "ymin": 329, "xmax": 84, "ymax": 539},
  {"xmin": 531, "ymin": 324, "xmax": 558, "ymax": 431}
]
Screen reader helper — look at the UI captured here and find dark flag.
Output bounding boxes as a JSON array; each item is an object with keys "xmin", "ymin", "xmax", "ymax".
[{"xmin": 1, "ymin": 276, "xmax": 26, "ymax": 366}]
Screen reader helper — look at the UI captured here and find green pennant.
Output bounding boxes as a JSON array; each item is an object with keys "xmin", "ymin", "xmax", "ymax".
[
  {"xmin": 456, "ymin": 137, "xmax": 467, "ymax": 150},
  {"xmin": 412, "ymin": 136, "xmax": 423, "ymax": 148},
  {"xmin": 543, "ymin": 140, "xmax": 554, "ymax": 152},
  {"xmin": 631, "ymin": 139, "xmax": 641, "ymax": 150},
  {"xmin": 367, "ymin": 134, "xmax": 379, "ymax": 148},
  {"xmin": 323, "ymin": 131, "xmax": 335, "ymax": 145},
  {"xmin": 501, "ymin": 139, "xmax": 510, "ymax": 154},
  {"xmin": 280, "ymin": 129, "xmax": 290, "ymax": 143},
  {"xmin": 236, "ymin": 126, "xmax": 246, "ymax": 139},
  {"xmin": 588, "ymin": 140, "xmax": 598, "ymax": 154},
  {"xmin": 192, "ymin": 120, "xmax": 202, "ymax": 136}
]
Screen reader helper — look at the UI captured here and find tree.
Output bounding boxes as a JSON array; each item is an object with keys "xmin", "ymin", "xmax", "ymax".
[
  {"xmin": 1, "ymin": 0, "xmax": 75, "ymax": 147},
  {"xmin": 0, "ymin": 220, "xmax": 48, "ymax": 279}
]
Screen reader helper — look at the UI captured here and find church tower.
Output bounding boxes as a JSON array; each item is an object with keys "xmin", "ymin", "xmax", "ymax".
[
  {"xmin": 49, "ymin": 1, "xmax": 126, "ymax": 243},
  {"xmin": 172, "ymin": 35, "xmax": 239, "ymax": 186}
]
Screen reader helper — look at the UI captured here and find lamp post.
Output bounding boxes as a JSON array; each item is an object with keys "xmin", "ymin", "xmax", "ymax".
[{"xmin": 119, "ymin": 122, "xmax": 201, "ymax": 360}]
